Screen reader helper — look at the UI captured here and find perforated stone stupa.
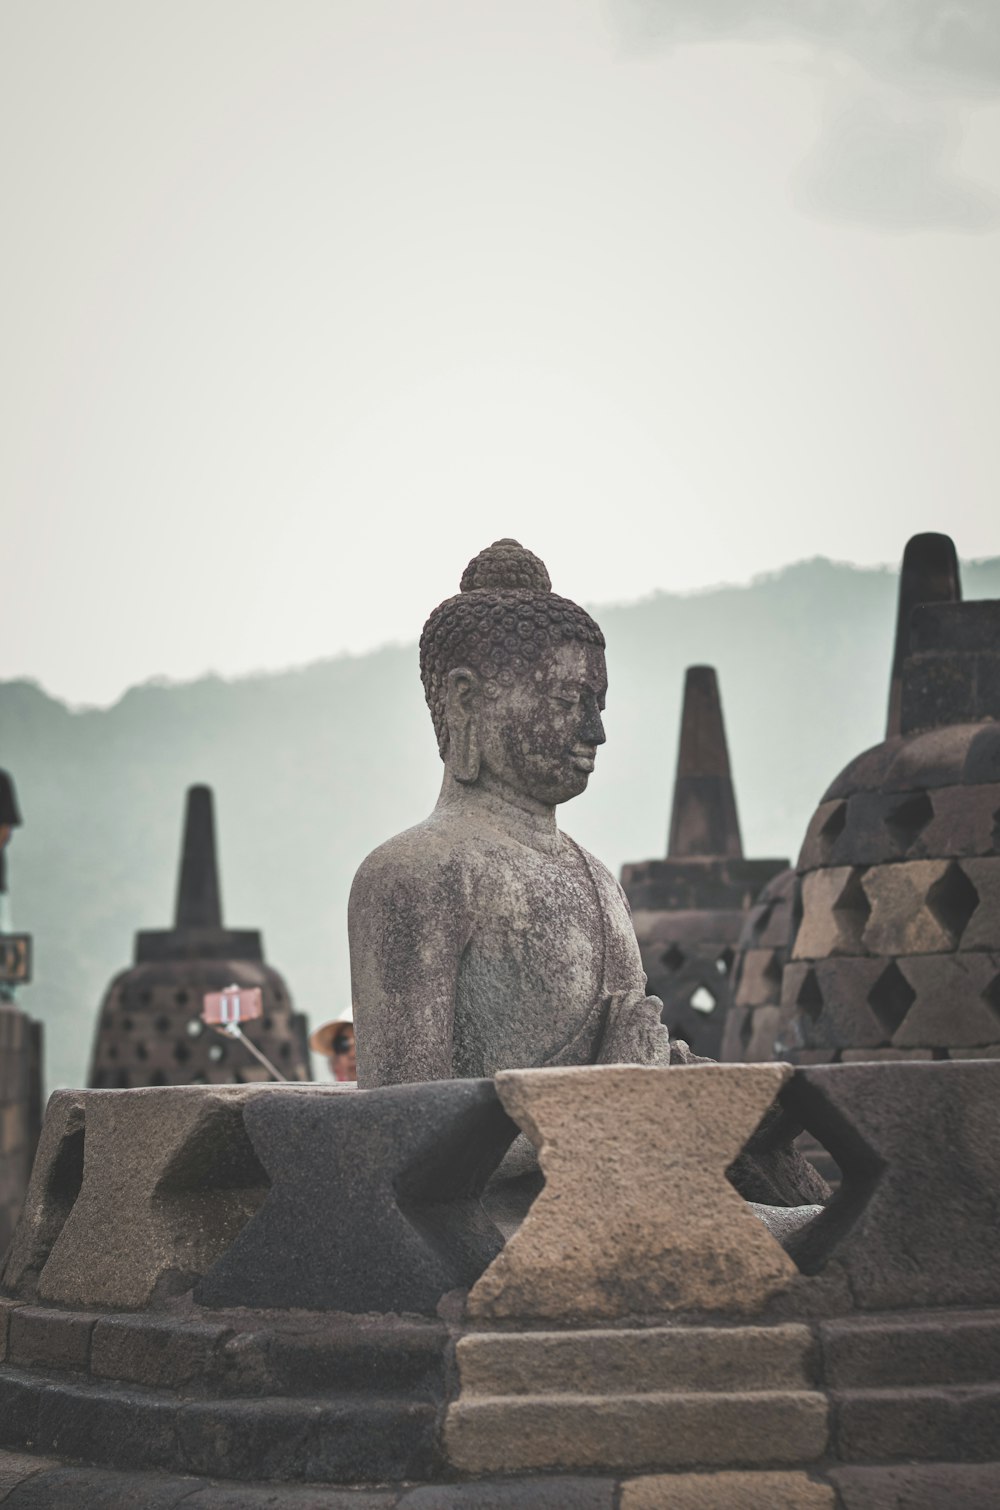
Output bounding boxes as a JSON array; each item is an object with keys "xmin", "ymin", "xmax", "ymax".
[
  {"xmin": 777, "ymin": 535, "xmax": 1000, "ymax": 1064},
  {"xmin": 87, "ymin": 785, "xmax": 311, "ymax": 1088},
  {"xmin": 0, "ymin": 769, "xmax": 42, "ymax": 1254},
  {"xmin": 619, "ymin": 667, "xmax": 787, "ymax": 1057}
]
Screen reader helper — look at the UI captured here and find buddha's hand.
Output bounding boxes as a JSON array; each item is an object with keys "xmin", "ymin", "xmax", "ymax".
[{"xmin": 596, "ymin": 988, "xmax": 673, "ymax": 1067}]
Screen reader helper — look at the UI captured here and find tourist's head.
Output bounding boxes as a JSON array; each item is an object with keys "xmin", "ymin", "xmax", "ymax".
[
  {"xmin": 310, "ymin": 1018, "xmax": 357, "ymax": 1081},
  {"xmin": 420, "ymin": 540, "xmax": 607, "ymax": 806}
]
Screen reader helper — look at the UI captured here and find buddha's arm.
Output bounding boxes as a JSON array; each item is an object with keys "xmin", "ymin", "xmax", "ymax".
[{"xmin": 348, "ymin": 845, "xmax": 471, "ymax": 1088}]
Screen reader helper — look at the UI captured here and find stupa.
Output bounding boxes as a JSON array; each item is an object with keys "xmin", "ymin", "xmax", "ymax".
[
  {"xmin": 619, "ymin": 666, "xmax": 787, "ymax": 1057},
  {"xmin": 776, "ymin": 533, "xmax": 1000, "ymax": 1063},
  {"xmin": 87, "ymin": 784, "xmax": 311, "ymax": 1087},
  {"xmin": 0, "ymin": 769, "xmax": 42, "ymax": 1254}
]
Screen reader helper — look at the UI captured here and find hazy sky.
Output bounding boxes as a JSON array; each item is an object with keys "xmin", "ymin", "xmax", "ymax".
[{"xmin": 2, "ymin": 1, "xmax": 998, "ymax": 707}]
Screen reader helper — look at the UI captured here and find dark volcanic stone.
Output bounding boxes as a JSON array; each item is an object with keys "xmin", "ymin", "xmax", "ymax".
[
  {"xmin": 2, "ymin": 1464, "xmax": 202, "ymax": 1509},
  {"xmin": 822, "ymin": 1312, "xmax": 1000, "ymax": 1389},
  {"xmin": 832, "ymin": 1463, "xmax": 1000, "ymax": 1509},
  {"xmin": 195, "ymin": 1080, "xmax": 515, "ymax": 1314},
  {"xmin": 781, "ymin": 1061, "xmax": 1000, "ymax": 1309},
  {"xmin": 400, "ymin": 1479, "xmax": 616, "ymax": 1508}
]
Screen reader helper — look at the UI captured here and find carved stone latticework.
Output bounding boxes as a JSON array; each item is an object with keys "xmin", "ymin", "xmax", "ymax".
[
  {"xmin": 776, "ymin": 535, "xmax": 1000, "ymax": 1064},
  {"xmin": 620, "ymin": 667, "xmax": 787, "ymax": 1057},
  {"xmin": 87, "ymin": 785, "xmax": 311, "ymax": 1088}
]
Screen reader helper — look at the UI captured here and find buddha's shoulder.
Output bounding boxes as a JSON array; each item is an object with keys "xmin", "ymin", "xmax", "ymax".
[
  {"xmin": 350, "ymin": 815, "xmax": 486, "ymax": 901},
  {"xmin": 562, "ymin": 835, "xmax": 632, "ymax": 908}
]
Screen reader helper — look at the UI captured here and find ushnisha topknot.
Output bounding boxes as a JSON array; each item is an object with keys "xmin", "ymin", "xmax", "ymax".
[{"xmin": 420, "ymin": 539, "xmax": 605, "ymax": 756}]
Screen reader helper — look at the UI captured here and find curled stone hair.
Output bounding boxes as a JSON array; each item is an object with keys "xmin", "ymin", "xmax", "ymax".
[{"xmin": 420, "ymin": 539, "xmax": 606, "ymax": 755}]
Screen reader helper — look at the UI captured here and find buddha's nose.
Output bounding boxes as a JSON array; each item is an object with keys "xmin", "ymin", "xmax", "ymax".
[{"xmin": 581, "ymin": 703, "xmax": 606, "ymax": 746}]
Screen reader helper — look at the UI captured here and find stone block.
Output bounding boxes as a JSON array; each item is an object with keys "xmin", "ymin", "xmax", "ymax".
[
  {"xmin": 219, "ymin": 1316, "xmax": 447, "ymax": 1397},
  {"xmin": 862, "ymin": 861, "xmax": 958, "ymax": 954},
  {"xmin": 33, "ymin": 1376, "xmax": 177, "ymax": 1470},
  {"xmin": 782, "ymin": 1061, "xmax": 1000, "ymax": 1309},
  {"xmin": 960, "ymin": 1386, "xmax": 1000, "ymax": 1459},
  {"xmin": 455, "ymin": 1325, "xmax": 814, "ymax": 1396},
  {"xmin": 7, "ymin": 1306, "xmax": 95, "ymax": 1373},
  {"xmin": 186, "ymin": 1485, "xmax": 399, "ymax": 1509},
  {"xmin": 745, "ymin": 1006, "xmax": 781, "ymax": 1063},
  {"xmin": 882, "ymin": 726, "xmax": 979, "ymax": 791},
  {"xmin": 824, "ymin": 738, "xmax": 904, "ymax": 800},
  {"xmin": 798, "ymin": 800, "xmax": 850, "ymax": 871},
  {"xmin": 0, "ymin": 1298, "xmax": 25, "ymax": 1361},
  {"xmin": 733, "ymin": 949, "xmax": 781, "ymax": 1009},
  {"xmin": 33, "ymin": 1087, "xmax": 272, "ymax": 1309},
  {"xmin": 832, "ymin": 1463, "xmax": 1000, "ymax": 1510},
  {"xmin": 2, "ymin": 1464, "xmax": 204, "ymax": 1509},
  {"xmin": 893, "ymin": 954, "xmax": 1000, "ymax": 1048},
  {"xmin": 958, "ymin": 859, "xmax": 1000, "ymax": 950},
  {"xmin": 965, "ymin": 724, "xmax": 1000, "ymax": 785},
  {"xmin": 793, "ymin": 869, "xmax": 868, "ymax": 959},
  {"xmin": 1, "ymin": 1090, "xmax": 86, "ymax": 1298},
  {"xmin": 0, "ymin": 1451, "xmax": 58, "ymax": 1498},
  {"xmin": 400, "ymin": 1480, "xmax": 615, "ymax": 1509},
  {"xmin": 90, "ymin": 1314, "xmax": 233, "ymax": 1390},
  {"xmin": 176, "ymin": 1393, "xmax": 437, "ymax": 1483},
  {"xmin": 951, "ymin": 1045, "xmax": 1000, "ymax": 1058},
  {"xmin": 444, "ymin": 1389, "xmax": 829, "ymax": 1474},
  {"xmin": 467, "ymin": 1064, "xmax": 798, "ymax": 1321},
  {"xmin": 833, "ymin": 1387, "xmax": 963, "ymax": 1462},
  {"xmin": 195, "ymin": 1079, "xmax": 514, "ymax": 1314},
  {"xmin": 919, "ymin": 784, "xmax": 1000, "ymax": 859},
  {"xmin": 719, "ymin": 1005, "xmax": 751, "ymax": 1062},
  {"xmin": 840, "ymin": 1048, "xmax": 933, "ymax": 1061},
  {"xmin": 620, "ymin": 1472, "xmax": 835, "ymax": 1509}
]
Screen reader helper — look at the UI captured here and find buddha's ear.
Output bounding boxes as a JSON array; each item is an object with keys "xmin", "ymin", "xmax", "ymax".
[{"xmin": 445, "ymin": 667, "xmax": 481, "ymax": 783}]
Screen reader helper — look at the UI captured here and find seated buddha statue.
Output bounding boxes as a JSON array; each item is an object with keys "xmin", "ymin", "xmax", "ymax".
[
  {"xmin": 349, "ymin": 540, "xmax": 828, "ymax": 1217},
  {"xmin": 350, "ymin": 538, "xmax": 676, "ymax": 1087}
]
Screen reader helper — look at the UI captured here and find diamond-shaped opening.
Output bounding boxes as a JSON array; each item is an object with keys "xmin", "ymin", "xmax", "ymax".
[
  {"xmin": 739, "ymin": 1009, "xmax": 754, "ymax": 1052},
  {"xmin": 867, "ymin": 961, "xmax": 917, "ymax": 1037},
  {"xmin": 716, "ymin": 947, "xmax": 734, "ymax": 975},
  {"xmin": 926, "ymin": 862, "xmax": 979, "ymax": 945},
  {"xmin": 819, "ymin": 801, "xmax": 848, "ymax": 856},
  {"xmin": 796, "ymin": 968, "xmax": 824, "ymax": 1026},
  {"xmin": 689, "ymin": 986, "xmax": 717, "ymax": 1014},
  {"xmin": 724, "ymin": 1092, "xmax": 844, "ymax": 1272},
  {"xmin": 767, "ymin": 1072, "xmax": 885, "ymax": 1275},
  {"xmin": 661, "ymin": 943, "xmax": 686, "ymax": 971},
  {"xmin": 763, "ymin": 952, "xmax": 784, "ymax": 987},
  {"xmin": 884, "ymin": 791, "xmax": 934, "ymax": 852},
  {"xmin": 834, "ymin": 868, "xmax": 872, "ymax": 950}
]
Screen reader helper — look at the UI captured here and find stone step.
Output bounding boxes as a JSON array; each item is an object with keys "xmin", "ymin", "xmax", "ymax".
[
  {"xmin": 833, "ymin": 1384, "xmax": 1000, "ymax": 1463},
  {"xmin": 455, "ymin": 1323, "xmax": 815, "ymax": 1396},
  {"xmin": 444, "ymin": 1389, "xmax": 830, "ymax": 1475},
  {"xmin": 821, "ymin": 1310, "xmax": 1000, "ymax": 1389},
  {"xmin": 0, "ymin": 1366, "xmax": 439, "ymax": 1483}
]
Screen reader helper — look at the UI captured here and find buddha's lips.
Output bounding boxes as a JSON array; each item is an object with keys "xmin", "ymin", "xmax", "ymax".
[{"xmin": 570, "ymin": 751, "xmax": 596, "ymax": 773}]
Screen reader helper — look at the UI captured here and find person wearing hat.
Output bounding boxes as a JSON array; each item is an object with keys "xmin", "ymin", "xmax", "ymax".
[{"xmin": 309, "ymin": 1011, "xmax": 357, "ymax": 1082}]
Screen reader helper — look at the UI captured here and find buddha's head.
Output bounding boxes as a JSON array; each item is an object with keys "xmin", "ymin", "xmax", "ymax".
[{"xmin": 420, "ymin": 540, "xmax": 607, "ymax": 807}]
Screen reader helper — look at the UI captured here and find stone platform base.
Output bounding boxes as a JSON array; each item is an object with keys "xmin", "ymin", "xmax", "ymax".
[{"xmin": 2, "ymin": 1454, "xmax": 1000, "ymax": 1509}]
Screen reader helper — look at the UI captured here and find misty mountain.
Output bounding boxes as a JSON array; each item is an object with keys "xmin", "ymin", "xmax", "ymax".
[{"xmin": 4, "ymin": 554, "xmax": 999, "ymax": 1091}]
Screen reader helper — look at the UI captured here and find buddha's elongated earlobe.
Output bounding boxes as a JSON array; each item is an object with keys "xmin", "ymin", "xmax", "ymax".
[{"xmin": 445, "ymin": 667, "xmax": 481, "ymax": 783}]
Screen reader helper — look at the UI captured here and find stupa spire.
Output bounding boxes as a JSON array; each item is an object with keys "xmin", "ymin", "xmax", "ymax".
[
  {"xmin": 173, "ymin": 784, "xmax": 223, "ymax": 929},
  {"xmin": 886, "ymin": 532, "xmax": 961, "ymax": 738},
  {"xmin": 667, "ymin": 666, "xmax": 743, "ymax": 860}
]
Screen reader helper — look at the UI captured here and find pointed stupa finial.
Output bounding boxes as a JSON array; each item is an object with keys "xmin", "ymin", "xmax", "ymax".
[
  {"xmin": 667, "ymin": 666, "xmax": 743, "ymax": 860},
  {"xmin": 174, "ymin": 785, "xmax": 223, "ymax": 929},
  {"xmin": 886, "ymin": 532, "xmax": 962, "ymax": 738}
]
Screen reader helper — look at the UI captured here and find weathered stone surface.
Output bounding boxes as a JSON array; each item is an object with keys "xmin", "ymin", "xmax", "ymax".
[
  {"xmin": 840, "ymin": 1048, "xmax": 934, "ymax": 1061},
  {"xmin": 400, "ymin": 1480, "xmax": 615, "ymax": 1509},
  {"xmin": 951, "ymin": 1045, "xmax": 1000, "ymax": 1058},
  {"xmin": 782, "ymin": 1061, "xmax": 1000, "ymax": 1308},
  {"xmin": 793, "ymin": 868, "xmax": 869, "ymax": 959},
  {"xmin": 781, "ymin": 959, "xmax": 889, "ymax": 1050},
  {"xmin": 1, "ymin": 1091, "xmax": 86, "ymax": 1299},
  {"xmin": 467, "ymin": 1064, "xmax": 798, "ymax": 1321},
  {"xmin": 833, "ymin": 1386, "xmax": 1000, "ymax": 1463},
  {"xmin": 24, "ymin": 1088, "xmax": 272, "ymax": 1309},
  {"xmin": 958, "ymin": 859, "xmax": 1000, "ymax": 950},
  {"xmin": 0, "ymin": 1451, "xmax": 58, "ymax": 1497},
  {"xmin": 455, "ymin": 1325, "xmax": 814, "ymax": 1396},
  {"xmin": 861, "ymin": 861, "xmax": 957, "ymax": 954},
  {"xmin": 218, "ymin": 1316, "xmax": 446, "ymax": 1397},
  {"xmin": 920, "ymin": 784, "xmax": 1000, "ymax": 858},
  {"xmin": 90, "ymin": 1314, "xmax": 232, "ymax": 1390},
  {"xmin": 832, "ymin": 1463, "xmax": 1000, "ymax": 1510},
  {"xmin": 7, "ymin": 1307, "xmax": 95, "ymax": 1373},
  {"xmin": 821, "ymin": 1312, "xmax": 1000, "ymax": 1389},
  {"xmin": 444, "ymin": 1389, "xmax": 829, "ymax": 1474},
  {"xmin": 893, "ymin": 955, "xmax": 1000, "ymax": 1048},
  {"xmin": 2, "ymin": 1462, "xmax": 204, "ymax": 1508},
  {"xmin": 620, "ymin": 1471, "xmax": 836, "ymax": 1509},
  {"xmin": 196, "ymin": 1079, "xmax": 514, "ymax": 1314}
]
